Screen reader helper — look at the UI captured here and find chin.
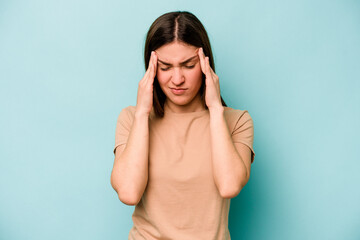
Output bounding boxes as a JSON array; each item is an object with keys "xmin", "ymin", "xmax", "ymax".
[
  {"xmin": 168, "ymin": 98, "xmax": 191, "ymax": 106},
  {"xmin": 164, "ymin": 93, "xmax": 191, "ymax": 105}
]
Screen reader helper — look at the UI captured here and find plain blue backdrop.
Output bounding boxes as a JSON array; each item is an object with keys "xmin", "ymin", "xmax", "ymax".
[{"xmin": 1, "ymin": 0, "xmax": 359, "ymax": 239}]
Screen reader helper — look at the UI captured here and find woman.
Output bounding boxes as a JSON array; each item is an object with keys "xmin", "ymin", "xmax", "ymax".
[{"xmin": 111, "ymin": 11, "xmax": 255, "ymax": 239}]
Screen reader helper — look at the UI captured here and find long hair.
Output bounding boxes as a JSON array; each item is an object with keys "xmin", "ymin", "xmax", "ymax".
[{"xmin": 144, "ymin": 11, "xmax": 227, "ymax": 118}]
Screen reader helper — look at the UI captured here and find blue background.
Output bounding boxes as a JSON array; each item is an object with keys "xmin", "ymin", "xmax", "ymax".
[{"xmin": 1, "ymin": 0, "xmax": 359, "ymax": 239}]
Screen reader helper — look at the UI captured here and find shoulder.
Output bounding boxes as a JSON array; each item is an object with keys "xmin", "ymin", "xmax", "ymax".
[
  {"xmin": 119, "ymin": 106, "xmax": 157, "ymax": 119},
  {"xmin": 223, "ymin": 107, "xmax": 253, "ymax": 132},
  {"xmin": 122, "ymin": 105, "xmax": 136, "ymax": 115},
  {"xmin": 224, "ymin": 106, "xmax": 252, "ymax": 121},
  {"xmin": 117, "ymin": 105, "xmax": 136, "ymax": 123}
]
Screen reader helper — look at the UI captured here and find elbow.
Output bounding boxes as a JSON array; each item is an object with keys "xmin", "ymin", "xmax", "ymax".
[
  {"xmin": 219, "ymin": 185, "xmax": 242, "ymax": 199},
  {"xmin": 218, "ymin": 164, "xmax": 251, "ymax": 199},
  {"xmin": 110, "ymin": 175, "xmax": 142, "ymax": 206},
  {"xmin": 117, "ymin": 192, "xmax": 141, "ymax": 206},
  {"xmin": 219, "ymin": 176, "xmax": 250, "ymax": 199}
]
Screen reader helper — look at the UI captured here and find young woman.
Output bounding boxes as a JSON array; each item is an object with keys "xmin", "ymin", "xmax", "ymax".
[{"xmin": 111, "ymin": 11, "xmax": 255, "ymax": 240}]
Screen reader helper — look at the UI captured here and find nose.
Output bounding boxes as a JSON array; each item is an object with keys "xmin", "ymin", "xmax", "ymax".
[{"xmin": 171, "ymin": 67, "xmax": 185, "ymax": 86}]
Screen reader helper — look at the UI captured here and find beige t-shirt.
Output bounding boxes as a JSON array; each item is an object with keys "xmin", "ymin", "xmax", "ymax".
[{"xmin": 113, "ymin": 106, "xmax": 255, "ymax": 240}]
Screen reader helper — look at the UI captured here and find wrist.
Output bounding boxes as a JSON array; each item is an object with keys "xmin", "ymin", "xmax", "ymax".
[
  {"xmin": 209, "ymin": 105, "xmax": 224, "ymax": 115},
  {"xmin": 134, "ymin": 109, "xmax": 150, "ymax": 120},
  {"xmin": 209, "ymin": 106, "xmax": 225, "ymax": 124}
]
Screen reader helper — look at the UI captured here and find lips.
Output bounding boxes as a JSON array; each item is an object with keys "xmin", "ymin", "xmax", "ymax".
[{"xmin": 170, "ymin": 88, "xmax": 187, "ymax": 95}]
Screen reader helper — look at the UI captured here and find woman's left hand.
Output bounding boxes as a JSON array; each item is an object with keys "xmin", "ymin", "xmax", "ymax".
[{"xmin": 198, "ymin": 47, "xmax": 223, "ymax": 111}]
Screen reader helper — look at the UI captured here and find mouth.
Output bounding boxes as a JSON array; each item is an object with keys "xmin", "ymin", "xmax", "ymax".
[{"xmin": 170, "ymin": 88, "xmax": 187, "ymax": 95}]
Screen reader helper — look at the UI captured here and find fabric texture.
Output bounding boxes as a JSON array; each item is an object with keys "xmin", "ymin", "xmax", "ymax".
[{"xmin": 113, "ymin": 105, "xmax": 255, "ymax": 240}]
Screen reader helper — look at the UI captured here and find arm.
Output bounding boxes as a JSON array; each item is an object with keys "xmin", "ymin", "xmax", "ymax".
[
  {"xmin": 111, "ymin": 112, "xmax": 149, "ymax": 206},
  {"xmin": 197, "ymin": 47, "xmax": 253, "ymax": 199},
  {"xmin": 110, "ymin": 51, "xmax": 158, "ymax": 205},
  {"xmin": 209, "ymin": 107, "xmax": 252, "ymax": 199}
]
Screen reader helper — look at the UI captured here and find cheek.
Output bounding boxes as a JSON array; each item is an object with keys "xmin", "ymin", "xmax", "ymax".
[
  {"xmin": 156, "ymin": 70, "xmax": 173, "ymax": 92},
  {"xmin": 186, "ymin": 66, "xmax": 203, "ymax": 85},
  {"xmin": 156, "ymin": 69, "xmax": 168, "ymax": 85}
]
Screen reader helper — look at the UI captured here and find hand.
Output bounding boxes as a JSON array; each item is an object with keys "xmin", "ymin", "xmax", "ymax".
[
  {"xmin": 136, "ymin": 51, "xmax": 157, "ymax": 116},
  {"xmin": 198, "ymin": 48, "xmax": 223, "ymax": 111}
]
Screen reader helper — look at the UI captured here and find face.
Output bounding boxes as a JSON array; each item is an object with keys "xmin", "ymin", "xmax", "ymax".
[{"xmin": 155, "ymin": 41, "xmax": 203, "ymax": 111}]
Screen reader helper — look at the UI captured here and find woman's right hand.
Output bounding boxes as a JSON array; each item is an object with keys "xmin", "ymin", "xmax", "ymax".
[{"xmin": 135, "ymin": 51, "xmax": 157, "ymax": 117}]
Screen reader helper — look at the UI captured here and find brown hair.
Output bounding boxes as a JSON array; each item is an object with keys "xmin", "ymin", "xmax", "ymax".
[{"xmin": 144, "ymin": 11, "xmax": 227, "ymax": 117}]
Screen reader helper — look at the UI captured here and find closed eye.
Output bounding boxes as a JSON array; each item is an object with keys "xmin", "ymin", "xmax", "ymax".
[
  {"xmin": 185, "ymin": 65, "xmax": 195, "ymax": 69},
  {"xmin": 159, "ymin": 63, "xmax": 196, "ymax": 71}
]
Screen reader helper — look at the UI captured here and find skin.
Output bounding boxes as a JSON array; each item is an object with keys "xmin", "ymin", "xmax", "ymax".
[
  {"xmin": 155, "ymin": 41, "xmax": 204, "ymax": 113},
  {"xmin": 110, "ymin": 41, "xmax": 252, "ymax": 205}
]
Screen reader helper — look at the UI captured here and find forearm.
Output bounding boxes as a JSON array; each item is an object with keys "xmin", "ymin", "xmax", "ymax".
[
  {"xmin": 111, "ymin": 111, "xmax": 149, "ymax": 205},
  {"xmin": 209, "ymin": 107, "xmax": 248, "ymax": 198}
]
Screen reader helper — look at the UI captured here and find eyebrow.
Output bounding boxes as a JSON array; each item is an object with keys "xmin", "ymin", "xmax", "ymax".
[{"xmin": 157, "ymin": 55, "xmax": 198, "ymax": 66}]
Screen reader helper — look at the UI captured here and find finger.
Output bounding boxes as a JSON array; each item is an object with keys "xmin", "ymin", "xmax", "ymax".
[
  {"xmin": 153, "ymin": 52, "xmax": 157, "ymax": 71},
  {"xmin": 210, "ymin": 67, "xmax": 218, "ymax": 82},
  {"xmin": 146, "ymin": 52, "xmax": 154, "ymax": 72},
  {"xmin": 149, "ymin": 53, "xmax": 157, "ymax": 80},
  {"xmin": 203, "ymin": 50, "xmax": 213, "ymax": 81},
  {"xmin": 205, "ymin": 56, "xmax": 213, "ymax": 80},
  {"xmin": 154, "ymin": 52, "xmax": 158, "ymax": 75},
  {"xmin": 198, "ymin": 48, "xmax": 206, "ymax": 74},
  {"xmin": 142, "ymin": 53, "xmax": 153, "ymax": 83},
  {"xmin": 143, "ymin": 53, "xmax": 154, "ymax": 85}
]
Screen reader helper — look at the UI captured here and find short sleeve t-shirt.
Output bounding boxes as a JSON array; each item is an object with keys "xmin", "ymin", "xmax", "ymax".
[{"xmin": 113, "ymin": 106, "xmax": 255, "ymax": 240}]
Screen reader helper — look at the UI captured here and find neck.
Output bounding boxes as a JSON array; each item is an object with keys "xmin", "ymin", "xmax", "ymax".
[{"xmin": 164, "ymin": 95, "xmax": 205, "ymax": 114}]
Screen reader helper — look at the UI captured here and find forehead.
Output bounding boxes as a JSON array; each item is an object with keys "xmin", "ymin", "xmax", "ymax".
[{"xmin": 155, "ymin": 41, "xmax": 199, "ymax": 63}]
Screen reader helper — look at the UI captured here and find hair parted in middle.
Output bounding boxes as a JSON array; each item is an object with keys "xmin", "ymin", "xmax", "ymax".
[{"xmin": 144, "ymin": 11, "xmax": 227, "ymax": 118}]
